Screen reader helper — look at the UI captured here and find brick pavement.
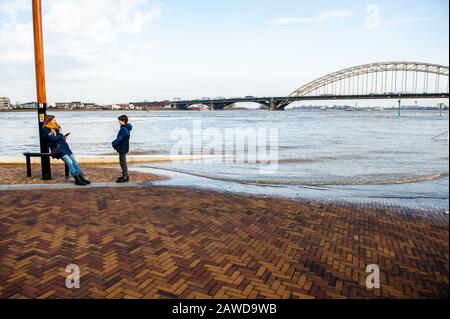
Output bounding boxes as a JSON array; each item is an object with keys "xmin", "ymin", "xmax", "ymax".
[
  {"xmin": 0, "ymin": 186, "xmax": 448, "ymax": 299},
  {"xmin": 0, "ymin": 164, "xmax": 166, "ymax": 185}
]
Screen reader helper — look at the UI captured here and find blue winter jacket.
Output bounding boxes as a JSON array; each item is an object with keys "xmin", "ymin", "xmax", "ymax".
[
  {"xmin": 41, "ymin": 127, "xmax": 73, "ymax": 158},
  {"xmin": 112, "ymin": 124, "xmax": 132, "ymax": 154}
]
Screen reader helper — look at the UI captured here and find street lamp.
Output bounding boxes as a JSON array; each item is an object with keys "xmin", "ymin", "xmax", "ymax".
[{"xmin": 32, "ymin": 0, "xmax": 51, "ymax": 180}]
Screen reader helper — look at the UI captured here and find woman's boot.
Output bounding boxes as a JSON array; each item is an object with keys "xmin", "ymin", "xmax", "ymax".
[
  {"xmin": 80, "ymin": 174, "xmax": 91, "ymax": 185},
  {"xmin": 74, "ymin": 175, "xmax": 88, "ymax": 186}
]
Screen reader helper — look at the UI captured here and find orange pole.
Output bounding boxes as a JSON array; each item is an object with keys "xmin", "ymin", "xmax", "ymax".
[
  {"xmin": 32, "ymin": 0, "xmax": 51, "ymax": 180},
  {"xmin": 32, "ymin": 0, "xmax": 47, "ymax": 104}
]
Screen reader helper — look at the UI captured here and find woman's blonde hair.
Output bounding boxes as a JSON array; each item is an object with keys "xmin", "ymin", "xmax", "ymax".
[{"xmin": 43, "ymin": 115, "xmax": 56, "ymax": 127}]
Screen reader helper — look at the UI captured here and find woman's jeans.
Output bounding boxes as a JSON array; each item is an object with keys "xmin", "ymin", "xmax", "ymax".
[{"xmin": 61, "ymin": 154, "xmax": 82, "ymax": 177}]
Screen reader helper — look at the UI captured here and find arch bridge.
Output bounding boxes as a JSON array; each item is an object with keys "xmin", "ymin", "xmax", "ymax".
[{"xmin": 170, "ymin": 62, "xmax": 449, "ymax": 110}]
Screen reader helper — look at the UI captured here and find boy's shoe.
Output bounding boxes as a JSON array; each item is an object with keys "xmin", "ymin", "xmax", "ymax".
[
  {"xmin": 74, "ymin": 175, "xmax": 88, "ymax": 186},
  {"xmin": 116, "ymin": 176, "xmax": 130, "ymax": 183}
]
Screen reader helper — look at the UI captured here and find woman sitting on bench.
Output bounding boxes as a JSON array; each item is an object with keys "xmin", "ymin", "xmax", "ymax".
[{"xmin": 41, "ymin": 115, "xmax": 91, "ymax": 186}]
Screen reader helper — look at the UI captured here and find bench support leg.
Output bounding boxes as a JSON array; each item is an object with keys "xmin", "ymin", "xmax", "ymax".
[
  {"xmin": 26, "ymin": 156, "xmax": 32, "ymax": 178},
  {"xmin": 41, "ymin": 155, "xmax": 52, "ymax": 180},
  {"xmin": 65, "ymin": 163, "xmax": 70, "ymax": 179}
]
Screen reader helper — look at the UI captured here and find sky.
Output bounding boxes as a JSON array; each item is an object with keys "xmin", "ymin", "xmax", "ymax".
[{"xmin": 0, "ymin": 0, "xmax": 449, "ymax": 105}]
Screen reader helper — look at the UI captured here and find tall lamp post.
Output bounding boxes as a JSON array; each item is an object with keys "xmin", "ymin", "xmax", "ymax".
[{"xmin": 32, "ymin": 0, "xmax": 51, "ymax": 180}]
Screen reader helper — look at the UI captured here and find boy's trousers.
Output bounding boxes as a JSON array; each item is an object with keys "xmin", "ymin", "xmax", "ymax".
[{"xmin": 119, "ymin": 154, "xmax": 128, "ymax": 178}]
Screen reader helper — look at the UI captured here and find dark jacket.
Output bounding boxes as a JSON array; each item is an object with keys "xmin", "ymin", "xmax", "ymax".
[
  {"xmin": 41, "ymin": 127, "xmax": 73, "ymax": 158},
  {"xmin": 112, "ymin": 124, "xmax": 132, "ymax": 154}
]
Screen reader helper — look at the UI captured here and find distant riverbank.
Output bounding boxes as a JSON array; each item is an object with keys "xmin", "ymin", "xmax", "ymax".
[
  {"xmin": 0, "ymin": 108, "xmax": 173, "ymax": 113},
  {"xmin": 1, "ymin": 107, "xmax": 448, "ymax": 113}
]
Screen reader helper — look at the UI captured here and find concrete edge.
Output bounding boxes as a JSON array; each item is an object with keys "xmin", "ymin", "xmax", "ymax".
[{"xmin": 0, "ymin": 154, "xmax": 223, "ymax": 165}]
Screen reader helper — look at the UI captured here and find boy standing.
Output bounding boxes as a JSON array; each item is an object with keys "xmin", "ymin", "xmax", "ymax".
[{"xmin": 112, "ymin": 115, "xmax": 133, "ymax": 183}]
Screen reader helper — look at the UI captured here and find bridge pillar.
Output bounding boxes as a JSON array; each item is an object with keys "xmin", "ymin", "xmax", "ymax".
[
  {"xmin": 269, "ymin": 99, "xmax": 277, "ymax": 111},
  {"xmin": 269, "ymin": 99, "xmax": 286, "ymax": 111}
]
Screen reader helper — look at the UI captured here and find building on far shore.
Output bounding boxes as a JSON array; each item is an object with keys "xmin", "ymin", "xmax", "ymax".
[
  {"xmin": 54, "ymin": 102, "xmax": 100, "ymax": 110},
  {"xmin": 55, "ymin": 102, "xmax": 81, "ymax": 110},
  {"xmin": 0, "ymin": 97, "xmax": 11, "ymax": 110},
  {"xmin": 18, "ymin": 102, "xmax": 37, "ymax": 109},
  {"xmin": 109, "ymin": 101, "xmax": 170, "ymax": 111},
  {"xmin": 111, "ymin": 104, "xmax": 129, "ymax": 110},
  {"xmin": 83, "ymin": 103, "xmax": 98, "ymax": 110},
  {"xmin": 130, "ymin": 101, "xmax": 171, "ymax": 110}
]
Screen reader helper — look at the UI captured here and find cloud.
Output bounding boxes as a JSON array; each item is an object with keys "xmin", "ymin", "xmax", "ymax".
[
  {"xmin": 0, "ymin": 0, "xmax": 29, "ymax": 26},
  {"xmin": 0, "ymin": 0, "xmax": 163, "ymax": 64},
  {"xmin": 0, "ymin": 0, "xmax": 164, "ymax": 104},
  {"xmin": 270, "ymin": 10, "xmax": 353, "ymax": 26},
  {"xmin": 0, "ymin": 23, "xmax": 34, "ymax": 63},
  {"xmin": 365, "ymin": 3, "xmax": 440, "ymax": 30},
  {"xmin": 118, "ymin": 5, "xmax": 162, "ymax": 34},
  {"xmin": 386, "ymin": 17, "xmax": 440, "ymax": 25}
]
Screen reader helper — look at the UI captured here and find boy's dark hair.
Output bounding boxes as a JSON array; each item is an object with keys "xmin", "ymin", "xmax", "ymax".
[{"xmin": 118, "ymin": 115, "xmax": 128, "ymax": 124}]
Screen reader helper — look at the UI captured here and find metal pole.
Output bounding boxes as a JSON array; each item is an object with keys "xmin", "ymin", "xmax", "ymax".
[
  {"xmin": 405, "ymin": 70, "xmax": 408, "ymax": 92},
  {"xmin": 357, "ymin": 74, "xmax": 360, "ymax": 95},
  {"xmin": 398, "ymin": 98, "xmax": 401, "ymax": 117},
  {"xmin": 395, "ymin": 70, "xmax": 398, "ymax": 92},
  {"xmin": 375, "ymin": 72, "xmax": 378, "ymax": 94},
  {"xmin": 366, "ymin": 72, "xmax": 369, "ymax": 95},
  {"xmin": 391, "ymin": 71, "xmax": 394, "ymax": 92},
  {"xmin": 32, "ymin": 0, "xmax": 51, "ymax": 180},
  {"xmin": 352, "ymin": 76, "xmax": 355, "ymax": 95},
  {"xmin": 436, "ymin": 74, "xmax": 440, "ymax": 94},
  {"xmin": 414, "ymin": 65, "xmax": 418, "ymax": 93}
]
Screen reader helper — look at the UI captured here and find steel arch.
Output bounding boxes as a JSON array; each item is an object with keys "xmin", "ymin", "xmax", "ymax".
[{"xmin": 290, "ymin": 61, "xmax": 449, "ymax": 97}]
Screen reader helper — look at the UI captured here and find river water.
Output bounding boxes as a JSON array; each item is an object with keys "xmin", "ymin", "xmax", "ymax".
[{"xmin": 0, "ymin": 110, "xmax": 448, "ymax": 211}]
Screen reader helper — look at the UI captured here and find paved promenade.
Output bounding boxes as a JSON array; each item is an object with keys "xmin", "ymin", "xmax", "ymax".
[
  {"xmin": 0, "ymin": 165, "xmax": 448, "ymax": 299},
  {"xmin": 0, "ymin": 164, "xmax": 166, "ymax": 185}
]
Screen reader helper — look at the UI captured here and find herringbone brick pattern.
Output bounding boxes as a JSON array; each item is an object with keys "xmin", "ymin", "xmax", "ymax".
[
  {"xmin": 0, "ymin": 164, "xmax": 166, "ymax": 185},
  {"xmin": 0, "ymin": 186, "xmax": 448, "ymax": 299}
]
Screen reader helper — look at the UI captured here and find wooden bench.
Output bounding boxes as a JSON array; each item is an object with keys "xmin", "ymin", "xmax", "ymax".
[{"xmin": 23, "ymin": 152, "xmax": 69, "ymax": 179}]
